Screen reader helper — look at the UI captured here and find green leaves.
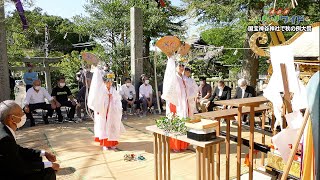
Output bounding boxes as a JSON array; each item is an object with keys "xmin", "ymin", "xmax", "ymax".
[{"xmin": 156, "ymin": 113, "xmax": 189, "ymax": 135}]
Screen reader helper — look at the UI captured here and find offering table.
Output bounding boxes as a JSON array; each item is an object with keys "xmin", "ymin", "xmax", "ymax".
[{"xmin": 146, "ymin": 125, "xmax": 225, "ymax": 180}]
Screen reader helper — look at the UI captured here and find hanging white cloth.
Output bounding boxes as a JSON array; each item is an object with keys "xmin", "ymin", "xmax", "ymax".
[
  {"xmin": 162, "ymin": 56, "xmax": 179, "ymax": 106},
  {"xmin": 263, "ymin": 45, "xmax": 307, "ymax": 129},
  {"xmin": 88, "ymin": 67, "xmax": 105, "ymax": 138}
]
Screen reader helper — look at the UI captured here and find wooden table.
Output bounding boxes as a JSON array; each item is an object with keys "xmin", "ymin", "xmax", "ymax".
[
  {"xmin": 197, "ymin": 104, "xmax": 269, "ymax": 180},
  {"xmin": 213, "ymin": 96, "xmax": 269, "ymax": 180},
  {"xmin": 146, "ymin": 125, "xmax": 225, "ymax": 180}
]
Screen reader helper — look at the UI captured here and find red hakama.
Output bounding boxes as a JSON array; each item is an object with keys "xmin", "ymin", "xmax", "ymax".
[
  {"xmin": 169, "ymin": 103, "xmax": 189, "ymax": 151},
  {"xmin": 94, "ymin": 137, "xmax": 118, "ymax": 147},
  {"xmin": 94, "ymin": 94, "xmax": 119, "ymax": 148}
]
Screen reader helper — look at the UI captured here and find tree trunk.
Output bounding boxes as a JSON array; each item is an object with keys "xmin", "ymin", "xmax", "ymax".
[
  {"xmin": 242, "ymin": 2, "xmax": 264, "ymax": 88},
  {"xmin": 0, "ymin": 2, "xmax": 11, "ymax": 102},
  {"xmin": 243, "ymin": 32, "xmax": 259, "ymax": 87}
]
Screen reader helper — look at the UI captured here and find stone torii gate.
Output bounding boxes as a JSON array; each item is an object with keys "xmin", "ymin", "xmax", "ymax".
[{"xmin": 10, "ymin": 57, "xmax": 62, "ymax": 93}]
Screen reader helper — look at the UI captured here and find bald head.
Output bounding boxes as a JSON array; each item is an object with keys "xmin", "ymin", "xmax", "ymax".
[
  {"xmin": 33, "ymin": 80, "xmax": 41, "ymax": 86},
  {"xmin": 238, "ymin": 78, "xmax": 248, "ymax": 88}
]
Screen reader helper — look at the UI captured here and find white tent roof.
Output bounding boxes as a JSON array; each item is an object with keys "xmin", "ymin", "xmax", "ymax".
[{"xmin": 289, "ymin": 26, "xmax": 320, "ymax": 57}]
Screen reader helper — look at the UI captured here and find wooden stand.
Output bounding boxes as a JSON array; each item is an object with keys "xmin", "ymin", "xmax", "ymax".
[
  {"xmin": 199, "ymin": 104, "xmax": 270, "ymax": 179},
  {"xmin": 212, "ymin": 97, "xmax": 269, "ymax": 180},
  {"xmin": 147, "ymin": 125, "xmax": 224, "ymax": 180}
]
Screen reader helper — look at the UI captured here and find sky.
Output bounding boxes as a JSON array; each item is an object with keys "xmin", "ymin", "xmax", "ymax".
[{"xmin": 4, "ymin": 0, "xmax": 201, "ymax": 37}]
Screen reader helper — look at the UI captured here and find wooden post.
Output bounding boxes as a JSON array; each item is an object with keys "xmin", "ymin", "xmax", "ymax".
[
  {"xmin": 196, "ymin": 147, "xmax": 201, "ymax": 180},
  {"xmin": 249, "ymin": 106, "xmax": 255, "ymax": 180},
  {"xmin": 261, "ymin": 111, "xmax": 266, "ymax": 167},
  {"xmin": 280, "ymin": 63, "xmax": 293, "ymax": 128},
  {"xmin": 236, "ymin": 107, "xmax": 242, "ymax": 180},
  {"xmin": 130, "ymin": 7, "xmax": 143, "ymax": 90},
  {"xmin": 153, "ymin": 133, "xmax": 159, "ymax": 180},
  {"xmin": 216, "ymin": 119, "xmax": 221, "ymax": 180},
  {"xmin": 226, "ymin": 117, "xmax": 231, "ymax": 180},
  {"xmin": 44, "ymin": 63, "xmax": 52, "ymax": 93},
  {"xmin": 154, "ymin": 50, "xmax": 161, "ymax": 113},
  {"xmin": 165, "ymin": 136, "xmax": 171, "ymax": 180},
  {"xmin": 0, "ymin": 2, "xmax": 11, "ymax": 101},
  {"xmin": 158, "ymin": 134, "xmax": 162, "ymax": 180}
]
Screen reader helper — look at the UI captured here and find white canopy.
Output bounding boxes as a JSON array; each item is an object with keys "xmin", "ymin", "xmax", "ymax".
[{"xmin": 289, "ymin": 26, "xmax": 320, "ymax": 57}]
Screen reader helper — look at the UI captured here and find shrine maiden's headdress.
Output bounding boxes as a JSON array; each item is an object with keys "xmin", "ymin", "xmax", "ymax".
[
  {"xmin": 103, "ymin": 71, "xmax": 115, "ymax": 82},
  {"xmin": 175, "ymin": 54, "xmax": 188, "ymax": 67}
]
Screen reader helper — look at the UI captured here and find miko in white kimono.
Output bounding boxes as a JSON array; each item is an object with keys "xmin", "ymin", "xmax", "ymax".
[
  {"xmin": 88, "ymin": 69, "xmax": 125, "ymax": 150},
  {"xmin": 162, "ymin": 56, "xmax": 198, "ymax": 152}
]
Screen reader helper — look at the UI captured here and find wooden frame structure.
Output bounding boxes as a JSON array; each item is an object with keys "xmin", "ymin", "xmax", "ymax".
[
  {"xmin": 198, "ymin": 100, "xmax": 269, "ymax": 179},
  {"xmin": 10, "ymin": 57, "xmax": 62, "ymax": 93},
  {"xmin": 146, "ymin": 125, "xmax": 225, "ymax": 180}
]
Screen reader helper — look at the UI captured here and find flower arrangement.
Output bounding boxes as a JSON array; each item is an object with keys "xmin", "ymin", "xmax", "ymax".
[{"xmin": 155, "ymin": 113, "xmax": 189, "ymax": 136}]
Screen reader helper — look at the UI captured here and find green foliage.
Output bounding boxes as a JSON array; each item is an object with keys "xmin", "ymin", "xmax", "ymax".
[
  {"xmin": 74, "ymin": 0, "xmax": 185, "ymax": 78},
  {"xmin": 52, "ymin": 51, "xmax": 82, "ymax": 94},
  {"xmin": 201, "ymin": 25, "xmax": 245, "ymax": 71},
  {"xmin": 6, "ymin": 8, "xmax": 90, "ymax": 63},
  {"xmin": 156, "ymin": 113, "xmax": 189, "ymax": 136},
  {"xmin": 5, "ymin": 8, "xmax": 92, "ymax": 94},
  {"xmin": 184, "ymin": 0, "xmax": 319, "ymax": 77}
]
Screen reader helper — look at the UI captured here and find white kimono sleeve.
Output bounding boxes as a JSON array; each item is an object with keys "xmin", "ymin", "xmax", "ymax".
[
  {"xmin": 161, "ymin": 56, "xmax": 179, "ymax": 106},
  {"xmin": 105, "ymin": 87, "xmax": 126, "ymax": 141}
]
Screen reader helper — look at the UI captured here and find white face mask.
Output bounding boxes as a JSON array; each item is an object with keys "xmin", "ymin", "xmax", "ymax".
[
  {"xmin": 240, "ymin": 86, "xmax": 246, "ymax": 90},
  {"xmin": 34, "ymin": 86, "xmax": 41, "ymax": 91},
  {"xmin": 12, "ymin": 115, "xmax": 26, "ymax": 129},
  {"xmin": 145, "ymin": 80, "xmax": 149, "ymax": 84},
  {"xmin": 126, "ymin": 82, "xmax": 131, "ymax": 87},
  {"xmin": 60, "ymin": 83, "xmax": 66, "ymax": 87},
  {"xmin": 218, "ymin": 86, "xmax": 223, "ymax": 90}
]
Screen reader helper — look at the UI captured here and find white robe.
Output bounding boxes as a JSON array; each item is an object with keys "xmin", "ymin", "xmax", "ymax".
[
  {"xmin": 162, "ymin": 56, "xmax": 198, "ymax": 119},
  {"xmin": 187, "ymin": 77, "xmax": 199, "ymax": 114},
  {"xmin": 87, "ymin": 67, "xmax": 125, "ymax": 141}
]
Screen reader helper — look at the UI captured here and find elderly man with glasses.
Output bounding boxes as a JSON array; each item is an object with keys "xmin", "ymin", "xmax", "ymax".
[{"xmin": 0, "ymin": 100, "xmax": 60, "ymax": 180}]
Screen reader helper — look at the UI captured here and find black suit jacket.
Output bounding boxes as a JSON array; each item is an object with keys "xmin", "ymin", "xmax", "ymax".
[
  {"xmin": 233, "ymin": 86, "xmax": 256, "ymax": 99},
  {"xmin": 0, "ymin": 123, "xmax": 44, "ymax": 179},
  {"xmin": 209, "ymin": 86, "xmax": 232, "ymax": 102}
]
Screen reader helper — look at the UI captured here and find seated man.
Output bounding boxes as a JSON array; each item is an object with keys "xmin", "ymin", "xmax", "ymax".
[
  {"xmin": 233, "ymin": 78, "xmax": 256, "ymax": 99},
  {"xmin": 120, "ymin": 78, "xmax": 136, "ymax": 119},
  {"xmin": 196, "ymin": 77, "xmax": 212, "ymax": 112},
  {"xmin": 0, "ymin": 100, "xmax": 60, "ymax": 180},
  {"xmin": 207, "ymin": 80, "xmax": 231, "ymax": 111},
  {"xmin": 233, "ymin": 78, "xmax": 256, "ymax": 124},
  {"xmin": 76, "ymin": 79, "xmax": 91, "ymax": 120},
  {"xmin": 139, "ymin": 76, "xmax": 153, "ymax": 117},
  {"xmin": 51, "ymin": 77, "xmax": 77, "ymax": 123},
  {"xmin": 24, "ymin": 80, "xmax": 56, "ymax": 127}
]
